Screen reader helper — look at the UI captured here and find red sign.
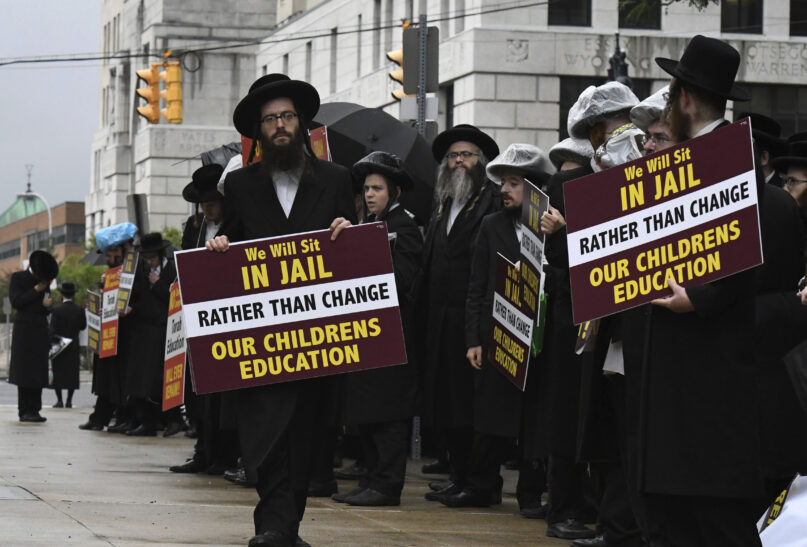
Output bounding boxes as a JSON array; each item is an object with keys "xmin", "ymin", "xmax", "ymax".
[
  {"xmin": 100, "ymin": 266, "xmax": 121, "ymax": 358},
  {"xmin": 162, "ymin": 281, "xmax": 186, "ymax": 411},
  {"xmin": 116, "ymin": 250, "xmax": 138, "ymax": 314},
  {"xmin": 563, "ymin": 119, "xmax": 762, "ymax": 324},
  {"xmin": 309, "ymin": 126, "xmax": 331, "ymax": 161},
  {"xmin": 174, "ymin": 223, "xmax": 407, "ymax": 395},
  {"xmin": 86, "ymin": 291, "xmax": 102, "ymax": 355}
]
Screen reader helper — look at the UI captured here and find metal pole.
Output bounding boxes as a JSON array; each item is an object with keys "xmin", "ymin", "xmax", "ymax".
[{"xmin": 416, "ymin": 13, "xmax": 427, "ymax": 137}]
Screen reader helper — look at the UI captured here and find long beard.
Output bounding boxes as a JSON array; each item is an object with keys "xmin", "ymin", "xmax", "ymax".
[
  {"xmin": 436, "ymin": 161, "xmax": 486, "ymax": 205},
  {"xmin": 668, "ymin": 101, "xmax": 691, "ymax": 142},
  {"xmin": 260, "ymin": 127, "xmax": 306, "ymax": 172}
]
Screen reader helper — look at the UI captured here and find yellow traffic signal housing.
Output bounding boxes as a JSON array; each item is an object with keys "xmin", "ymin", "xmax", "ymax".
[
  {"xmin": 136, "ymin": 64, "xmax": 161, "ymax": 124},
  {"xmin": 160, "ymin": 62, "xmax": 183, "ymax": 124},
  {"xmin": 386, "ymin": 48, "xmax": 413, "ymax": 101}
]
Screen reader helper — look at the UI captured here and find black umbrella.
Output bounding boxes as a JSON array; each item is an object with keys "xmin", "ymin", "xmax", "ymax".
[
  {"xmin": 311, "ymin": 102, "xmax": 437, "ymax": 224},
  {"xmin": 80, "ymin": 249, "xmax": 107, "ymax": 266}
]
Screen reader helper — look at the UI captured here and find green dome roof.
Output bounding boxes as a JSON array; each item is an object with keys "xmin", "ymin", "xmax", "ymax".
[{"xmin": 0, "ymin": 196, "xmax": 47, "ymax": 228}]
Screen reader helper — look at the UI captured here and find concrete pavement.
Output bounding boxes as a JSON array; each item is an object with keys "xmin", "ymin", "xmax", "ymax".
[{"xmin": 0, "ymin": 383, "xmax": 571, "ymax": 546}]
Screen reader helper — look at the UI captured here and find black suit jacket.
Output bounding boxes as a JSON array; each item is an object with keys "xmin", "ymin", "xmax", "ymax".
[
  {"xmin": 221, "ymin": 158, "xmax": 355, "ymax": 468},
  {"xmin": 50, "ymin": 300, "xmax": 87, "ymax": 389},
  {"xmin": 8, "ymin": 270, "xmax": 50, "ymax": 388}
]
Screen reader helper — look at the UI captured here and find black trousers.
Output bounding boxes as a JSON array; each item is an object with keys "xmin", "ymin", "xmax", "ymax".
[
  {"xmin": 465, "ymin": 432, "xmax": 507, "ymax": 496},
  {"xmin": 547, "ymin": 455, "xmax": 588, "ymax": 524},
  {"xmin": 17, "ymin": 386, "xmax": 42, "ymax": 417},
  {"xmin": 195, "ymin": 392, "xmax": 239, "ymax": 468},
  {"xmin": 445, "ymin": 425, "xmax": 474, "ymax": 487},
  {"xmin": 516, "ymin": 458, "xmax": 547, "ymax": 509},
  {"xmin": 358, "ymin": 420, "xmax": 408, "ymax": 497},
  {"xmin": 88, "ymin": 395, "xmax": 115, "ymax": 426},
  {"xmin": 642, "ymin": 494, "xmax": 762, "ymax": 547}
]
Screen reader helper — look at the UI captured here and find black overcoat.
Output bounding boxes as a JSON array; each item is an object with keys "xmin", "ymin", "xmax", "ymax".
[
  {"xmin": 465, "ymin": 209, "xmax": 523, "ymax": 437},
  {"xmin": 416, "ymin": 182, "xmax": 500, "ymax": 428},
  {"xmin": 753, "ymin": 184, "xmax": 807, "ymax": 480},
  {"xmin": 620, "ymin": 122, "xmax": 766, "ymax": 499},
  {"xmin": 343, "ymin": 206, "xmax": 422, "ymax": 425},
  {"xmin": 49, "ymin": 300, "xmax": 86, "ymax": 390},
  {"xmin": 220, "ymin": 159, "xmax": 356, "ymax": 470},
  {"xmin": 125, "ymin": 257, "xmax": 175, "ymax": 400},
  {"xmin": 8, "ymin": 270, "xmax": 50, "ymax": 388}
]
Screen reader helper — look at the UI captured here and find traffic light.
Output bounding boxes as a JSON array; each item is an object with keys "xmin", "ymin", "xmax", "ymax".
[
  {"xmin": 136, "ymin": 64, "xmax": 161, "ymax": 124},
  {"xmin": 160, "ymin": 62, "xmax": 183, "ymax": 124},
  {"xmin": 386, "ymin": 48, "xmax": 409, "ymax": 101}
]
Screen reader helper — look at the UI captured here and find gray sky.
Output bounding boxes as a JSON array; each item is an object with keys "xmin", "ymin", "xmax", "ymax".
[{"xmin": 0, "ymin": 1, "xmax": 100, "ymax": 215}]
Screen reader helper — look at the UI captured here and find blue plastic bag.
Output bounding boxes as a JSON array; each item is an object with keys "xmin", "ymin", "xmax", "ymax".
[{"xmin": 95, "ymin": 222, "xmax": 138, "ymax": 252}]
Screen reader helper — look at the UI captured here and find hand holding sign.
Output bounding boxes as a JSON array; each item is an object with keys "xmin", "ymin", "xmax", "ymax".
[
  {"xmin": 541, "ymin": 206, "xmax": 566, "ymax": 235},
  {"xmin": 650, "ymin": 277, "xmax": 695, "ymax": 313},
  {"xmin": 466, "ymin": 346, "xmax": 483, "ymax": 370},
  {"xmin": 206, "ymin": 235, "xmax": 230, "ymax": 253},
  {"xmin": 329, "ymin": 217, "xmax": 352, "ymax": 240}
]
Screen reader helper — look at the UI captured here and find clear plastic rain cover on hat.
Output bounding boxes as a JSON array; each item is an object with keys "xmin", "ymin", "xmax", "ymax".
[
  {"xmin": 486, "ymin": 143, "xmax": 555, "ymax": 184},
  {"xmin": 568, "ymin": 81, "xmax": 640, "ymax": 139},
  {"xmin": 630, "ymin": 85, "xmax": 669, "ymax": 131},
  {"xmin": 549, "ymin": 137, "xmax": 595, "ymax": 168}
]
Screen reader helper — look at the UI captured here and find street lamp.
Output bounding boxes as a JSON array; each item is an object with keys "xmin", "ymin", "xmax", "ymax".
[{"xmin": 18, "ymin": 166, "xmax": 52, "ymax": 251}]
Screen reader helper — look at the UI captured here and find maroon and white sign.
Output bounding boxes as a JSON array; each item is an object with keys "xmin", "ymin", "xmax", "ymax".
[
  {"xmin": 563, "ymin": 119, "xmax": 762, "ymax": 324},
  {"xmin": 174, "ymin": 223, "xmax": 407, "ymax": 395}
]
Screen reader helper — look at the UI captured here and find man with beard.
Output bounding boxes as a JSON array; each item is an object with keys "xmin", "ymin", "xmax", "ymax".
[
  {"xmin": 434, "ymin": 144, "xmax": 555, "ymax": 510},
  {"xmin": 541, "ymin": 82, "xmax": 638, "ymax": 541},
  {"xmin": 417, "ymin": 124, "xmax": 500, "ymax": 504},
  {"xmin": 206, "ymin": 74, "xmax": 354, "ymax": 547},
  {"xmin": 618, "ymin": 35, "xmax": 765, "ymax": 546}
]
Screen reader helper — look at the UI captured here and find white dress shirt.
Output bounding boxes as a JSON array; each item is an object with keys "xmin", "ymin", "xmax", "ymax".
[
  {"xmin": 272, "ymin": 164, "xmax": 305, "ymax": 217},
  {"xmin": 446, "ymin": 197, "xmax": 468, "ymax": 234}
]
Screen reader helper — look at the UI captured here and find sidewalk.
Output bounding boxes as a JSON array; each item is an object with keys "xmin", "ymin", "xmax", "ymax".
[{"xmin": 0, "ymin": 404, "xmax": 567, "ymax": 546}]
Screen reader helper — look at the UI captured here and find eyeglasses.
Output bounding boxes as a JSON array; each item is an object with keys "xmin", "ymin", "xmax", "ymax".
[
  {"xmin": 261, "ymin": 111, "xmax": 298, "ymax": 126},
  {"xmin": 646, "ymin": 132, "xmax": 672, "ymax": 144},
  {"xmin": 785, "ymin": 177, "xmax": 807, "ymax": 186},
  {"xmin": 446, "ymin": 151, "xmax": 479, "ymax": 161}
]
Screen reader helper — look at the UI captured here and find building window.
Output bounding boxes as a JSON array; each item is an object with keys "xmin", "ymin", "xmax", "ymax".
[
  {"xmin": 356, "ymin": 14, "xmax": 362, "ymax": 76},
  {"xmin": 384, "ymin": 0, "xmax": 393, "ymax": 53},
  {"xmin": 441, "ymin": 0, "xmax": 449, "ymax": 36},
  {"xmin": 792, "ymin": 0, "xmax": 807, "ymax": 35},
  {"xmin": 305, "ymin": 41, "xmax": 312, "ymax": 83},
  {"xmin": 743, "ymin": 83, "xmax": 807, "ymax": 136},
  {"xmin": 721, "ymin": 0, "xmax": 763, "ymax": 34},
  {"xmin": 282, "ymin": 54, "xmax": 288, "ymax": 75},
  {"xmin": 373, "ymin": 0, "xmax": 381, "ymax": 70},
  {"xmin": 455, "ymin": 0, "xmax": 466, "ymax": 33},
  {"xmin": 619, "ymin": 0, "xmax": 661, "ymax": 30},
  {"xmin": 548, "ymin": 0, "xmax": 591, "ymax": 26}
]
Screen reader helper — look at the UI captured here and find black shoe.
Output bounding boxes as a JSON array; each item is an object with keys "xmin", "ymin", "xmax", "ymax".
[
  {"xmin": 78, "ymin": 421, "xmax": 103, "ymax": 431},
  {"xmin": 424, "ymin": 481, "xmax": 461, "ymax": 501},
  {"xmin": 248, "ymin": 530, "xmax": 292, "ymax": 547},
  {"xmin": 19, "ymin": 413, "xmax": 46, "ymax": 423},
  {"xmin": 295, "ymin": 537, "xmax": 310, "ymax": 547},
  {"xmin": 65, "ymin": 401, "xmax": 72, "ymax": 408},
  {"xmin": 205, "ymin": 463, "xmax": 228, "ymax": 475},
  {"xmin": 332, "ymin": 486, "xmax": 365, "ymax": 503},
  {"xmin": 223, "ymin": 467, "xmax": 255, "ymax": 487},
  {"xmin": 170, "ymin": 458, "xmax": 205, "ymax": 473},
  {"xmin": 163, "ymin": 421, "xmax": 185, "ymax": 437},
  {"xmin": 332, "ymin": 454, "xmax": 343, "ymax": 468},
  {"xmin": 308, "ymin": 479, "xmax": 338, "ymax": 497},
  {"xmin": 184, "ymin": 425, "xmax": 198, "ymax": 438},
  {"xmin": 52, "ymin": 401, "xmax": 64, "ymax": 408},
  {"xmin": 334, "ymin": 462, "xmax": 367, "ymax": 480},
  {"xmin": 520, "ymin": 502, "xmax": 549, "ymax": 519},
  {"xmin": 572, "ymin": 535, "xmax": 607, "ymax": 547},
  {"xmin": 125, "ymin": 424, "xmax": 157, "ymax": 437},
  {"xmin": 421, "ymin": 460, "xmax": 450, "ymax": 474},
  {"xmin": 438, "ymin": 489, "xmax": 495, "ymax": 508},
  {"xmin": 547, "ymin": 519, "xmax": 597, "ymax": 540},
  {"xmin": 428, "ymin": 479, "xmax": 453, "ymax": 491},
  {"xmin": 344, "ymin": 488, "xmax": 400, "ymax": 506},
  {"xmin": 107, "ymin": 421, "xmax": 132, "ymax": 434}
]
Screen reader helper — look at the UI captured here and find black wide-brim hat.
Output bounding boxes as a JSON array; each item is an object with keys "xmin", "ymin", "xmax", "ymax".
[
  {"xmin": 772, "ymin": 141, "xmax": 807, "ymax": 172},
  {"xmin": 29, "ymin": 250, "xmax": 58, "ymax": 281},
  {"xmin": 352, "ymin": 151, "xmax": 414, "ymax": 190},
  {"xmin": 656, "ymin": 35, "xmax": 750, "ymax": 102},
  {"xmin": 182, "ymin": 164, "xmax": 225, "ymax": 203},
  {"xmin": 233, "ymin": 74, "xmax": 320, "ymax": 137},
  {"xmin": 432, "ymin": 124, "xmax": 499, "ymax": 163},
  {"xmin": 736, "ymin": 112, "xmax": 785, "ymax": 156},
  {"xmin": 59, "ymin": 281, "xmax": 76, "ymax": 296},
  {"xmin": 137, "ymin": 232, "xmax": 170, "ymax": 254}
]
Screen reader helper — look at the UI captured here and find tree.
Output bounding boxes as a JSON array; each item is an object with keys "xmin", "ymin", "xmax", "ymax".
[
  {"xmin": 53, "ymin": 253, "xmax": 106, "ymax": 308},
  {"xmin": 161, "ymin": 226, "xmax": 183, "ymax": 251},
  {"xmin": 620, "ymin": 0, "xmax": 716, "ymax": 23}
]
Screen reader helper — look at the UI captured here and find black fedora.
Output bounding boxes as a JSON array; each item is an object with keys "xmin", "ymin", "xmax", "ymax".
[
  {"xmin": 352, "ymin": 151, "xmax": 414, "ymax": 191},
  {"xmin": 736, "ymin": 112, "xmax": 785, "ymax": 156},
  {"xmin": 432, "ymin": 124, "xmax": 499, "ymax": 163},
  {"xmin": 137, "ymin": 232, "xmax": 170, "ymax": 254},
  {"xmin": 788, "ymin": 132, "xmax": 807, "ymax": 144},
  {"xmin": 772, "ymin": 141, "xmax": 807, "ymax": 172},
  {"xmin": 656, "ymin": 35, "xmax": 750, "ymax": 101},
  {"xmin": 29, "ymin": 250, "xmax": 58, "ymax": 281},
  {"xmin": 233, "ymin": 74, "xmax": 320, "ymax": 137},
  {"xmin": 182, "ymin": 164, "xmax": 225, "ymax": 203},
  {"xmin": 59, "ymin": 281, "xmax": 77, "ymax": 297}
]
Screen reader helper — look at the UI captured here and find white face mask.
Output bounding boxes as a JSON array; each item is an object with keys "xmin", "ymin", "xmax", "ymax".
[{"xmin": 597, "ymin": 124, "xmax": 646, "ymax": 168}]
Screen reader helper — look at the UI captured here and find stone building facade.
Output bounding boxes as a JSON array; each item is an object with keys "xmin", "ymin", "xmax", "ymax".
[{"xmin": 85, "ymin": 0, "xmax": 277, "ymax": 238}]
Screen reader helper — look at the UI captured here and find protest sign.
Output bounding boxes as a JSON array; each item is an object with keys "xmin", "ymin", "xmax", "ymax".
[
  {"xmin": 162, "ymin": 281, "xmax": 186, "ymax": 411},
  {"xmin": 563, "ymin": 119, "xmax": 762, "ymax": 324},
  {"xmin": 309, "ymin": 126, "xmax": 331, "ymax": 161},
  {"xmin": 520, "ymin": 180, "xmax": 550, "ymax": 328},
  {"xmin": 174, "ymin": 222, "xmax": 407, "ymax": 395},
  {"xmin": 116, "ymin": 250, "xmax": 138, "ymax": 314},
  {"xmin": 488, "ymin": 254, "xmax": 534, "ymax": 391},
  {"xmin": 86, "ymin": 290, "xmax": 102, "ymax": 355},
  {"xmin": 100, "ymin": 266, "xmax": 121, "ymax": 358}
]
